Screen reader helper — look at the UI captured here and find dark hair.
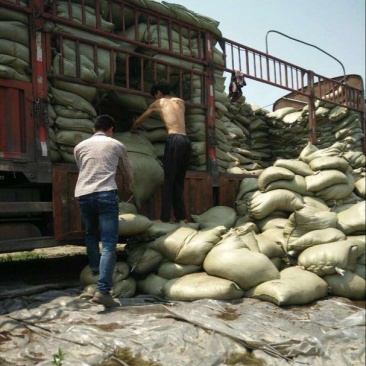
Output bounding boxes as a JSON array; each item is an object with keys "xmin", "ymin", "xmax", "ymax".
[
  {"xmin": 150, "ymin": 79, "xmax": 171, "ymax": 97},
  {"xmin": 94, "ymin": 114, "xmax": 116, "ymax": 132}
]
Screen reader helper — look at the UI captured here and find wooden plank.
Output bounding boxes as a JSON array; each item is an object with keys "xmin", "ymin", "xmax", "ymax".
[
  {"xmin": 0, "ymin": 223, "xmax": 41, "ymax": 241},
  {"xmin": 0, "ymin": 202, "xmax": 53, "ymax": 213},
  {"xmin": 0, "ymin": 80, "xmax": 34, "ymax": 161},
  {"xmin": 185, "ymin": 171, "xmax": 213, "ymax": 216},
  {"xmin": 139, "ymin": 171, "xmax": 213, "ymax": 220},
  {"xmin": 0, "ymin": 236, "xmax": 82, "ymax": 254},
  {"xmin": 53, "ymin": 163, "xmax": 83, "ymax": 240},
  {"xmin": 138, "ymin": 188, "xmax": 162, "ymax": 220},
  {"xmin": 218, "ymin": 174, "xmax": 250, "ymax": 208}
]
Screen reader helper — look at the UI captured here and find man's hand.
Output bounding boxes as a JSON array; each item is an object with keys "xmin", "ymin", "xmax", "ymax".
[{"xmin": 127, "ymin": 114, "xmax": 138, "ymax": 133}]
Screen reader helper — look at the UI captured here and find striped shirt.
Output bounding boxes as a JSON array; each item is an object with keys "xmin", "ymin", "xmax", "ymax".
[{"xmin": 74, "ymin": 132, "xmax": 133, "ymax": 197}]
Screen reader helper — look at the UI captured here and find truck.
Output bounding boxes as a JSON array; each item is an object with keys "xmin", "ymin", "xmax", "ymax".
[{"xmin": 0, "ymin": 0, "xmax": 364, "ymax": 253}]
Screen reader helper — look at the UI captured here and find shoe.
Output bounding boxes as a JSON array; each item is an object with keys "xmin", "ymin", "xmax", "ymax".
[
  {"xmin": 169, "ymin": 218, "xmax": 188, "ymax": 224},
  {"xmin": 92, "ymin": 291, "xmax": 120, "ymax": 308}
]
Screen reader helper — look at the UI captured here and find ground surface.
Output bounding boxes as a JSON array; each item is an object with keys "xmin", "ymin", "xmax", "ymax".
[
  {"xmin": 0, "ymin": 245, "xmax": 365, "ymax": 366},
  {"xmin": 0, "ymin": 244, "xmax": 126, "ymax": 286}
]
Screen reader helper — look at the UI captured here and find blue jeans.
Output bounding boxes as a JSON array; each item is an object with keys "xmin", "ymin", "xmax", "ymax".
[{"xmin": 78, "ymin": 190, "xmax": 119, "ymax": 294}]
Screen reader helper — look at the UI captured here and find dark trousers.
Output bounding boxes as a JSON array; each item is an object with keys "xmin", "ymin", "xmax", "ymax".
[{"xmin": 161, "ymin": 134, "xmax": 192, "ymax": 222}]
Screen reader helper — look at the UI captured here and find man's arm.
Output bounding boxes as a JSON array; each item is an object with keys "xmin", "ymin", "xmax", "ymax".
[
  {"xmin": 74, "ymin": 145, "xmax": 81, "ymax": 170},
  {"xmin": 131, "ymin": 102, "xmax": 158, "ymax": 131}
]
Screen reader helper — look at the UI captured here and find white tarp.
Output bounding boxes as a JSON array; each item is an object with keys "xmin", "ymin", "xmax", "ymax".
[{"xmin": 0, "ymin": 284, "xmax": 364, "ymax": 366}]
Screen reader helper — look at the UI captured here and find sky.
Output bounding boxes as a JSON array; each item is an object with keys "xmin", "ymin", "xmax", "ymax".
[{"xmin": 164, "ymin": 0, "xmax": 366, "ymax": 109}]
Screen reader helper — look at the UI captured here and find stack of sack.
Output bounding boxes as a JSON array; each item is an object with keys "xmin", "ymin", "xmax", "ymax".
[
  {"xmin": 203, "ymin": 96, "xmax": 365, "ymax": 174},
  {"xmin": 79, "ymin": 261, "xmax": 137, "ymax": 300},
  {"xmin": 186, "ymin": 111, "xmax": 207, "ymax": 171},
  {"xmin": 93, "ymin": 131, "xmax": 163, "ymax": 211},
  {"xmin": 48, "ymin": 87, "xmax": 96, "ymax": 163},
  {"xmin": 79, "ymin": 200, "xmax": 154, "ymax": 300},
  {"xmin": 219, "ymin": 100, "xmax": 271, "ymax": 174},
  {"xmin": 48, "ymin": 0, "xmax": 117, "ymax": 100},
  {"xmin": 111, "ymin": 204, "xmax": 283, "ymax": 302},
  {"xmin": 238, "ymin": 104, "xmax": 272, "ymax": 169},
  {"xmin": 266, "ymin": 102, "xmax": 365, "ymax": 159},
  {"xmin": 94, "ymin": 142, "xmax": 365, "ymax": 306},
  {"xmin": 43, "ymin": 1, "xmax": 165, "ymax": 208},
  {"xmin": 238, "ymin": 142, "xmax": 365, "ymax": 304},
  {"xmin": 45, "ymin": 0, "xmax": 117, "ymax": 163},
  {"xmin": 109, "ymin": 2, "xmax": 224, "ymax": 172},
  {"xmin": 110, "ymin": 0, "xmax": 220, "ymax": 100},
  {"xmin": 0, "ymin": 1, "xmax": 31, "ymax": 82}
]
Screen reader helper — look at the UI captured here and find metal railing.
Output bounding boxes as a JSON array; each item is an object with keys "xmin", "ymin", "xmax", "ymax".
[{"xmin": 220, "ymin": 37, "xmax": 364, "ymax": 112}]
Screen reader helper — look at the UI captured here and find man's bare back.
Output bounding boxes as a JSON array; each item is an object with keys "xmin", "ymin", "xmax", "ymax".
[
  {"xmin": 132, "ymin": 95, "xmax": 186, "ymax": 135},
  {"xmin": 149, "ymin": 96, "xmax": 186, "ymax": 135}
]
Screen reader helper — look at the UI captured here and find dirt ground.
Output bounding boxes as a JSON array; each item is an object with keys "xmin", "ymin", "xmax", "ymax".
[
  {"xmin": 0, "ymin": 243, "xmax": 127, "ymax": 259},
  {"xmin": 0, "ymin": 243, "xmax": 127, "ymax": 287}
]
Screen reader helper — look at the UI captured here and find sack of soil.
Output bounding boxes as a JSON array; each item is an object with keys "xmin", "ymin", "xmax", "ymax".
[
  {"xmin": 324, "ymin": 270, "xmax": 365, "ymax": 300},
  {"xmin": 245, "ymin": 266, "xmax": 328, "ymax": 306},
  {"xmin": 297, "ymin": 240, "xmax": 359, "ymax": 276},
  {"xmin": 203, "ymin": 231, "xmax": 280, "ymax": 290},
  {"xmin": 151, "ymin": 226, "xmax": 226, "ymax": 265},
  {"xmin": 162, "ymin": 272, "xmax": 244, "ymax": 301}
]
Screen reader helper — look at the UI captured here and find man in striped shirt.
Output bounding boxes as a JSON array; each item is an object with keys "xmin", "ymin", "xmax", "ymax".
[{"xmin": 74, "ymin": 115, "xmax": 133, "ymax": 308}]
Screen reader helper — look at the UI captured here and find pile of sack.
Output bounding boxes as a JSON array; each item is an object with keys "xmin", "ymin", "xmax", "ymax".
[
  {"xmin": 79, "ymin": 141, "xmax": 365, "ymax": 306},
  {"xmin": 79, "ymin": 261, "xmax": 137, "ymax": 299}
]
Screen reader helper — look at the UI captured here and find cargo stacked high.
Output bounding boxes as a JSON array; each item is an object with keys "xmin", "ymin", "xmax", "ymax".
[{"xmin": 0, "ymin": 0, "xmax": 364, "ymax": 252}]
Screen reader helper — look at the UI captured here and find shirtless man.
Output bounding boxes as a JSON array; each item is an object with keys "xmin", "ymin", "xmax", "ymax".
[{"xmin": 131, "ymin": 79, "xmax": 192, "ymax": 222}]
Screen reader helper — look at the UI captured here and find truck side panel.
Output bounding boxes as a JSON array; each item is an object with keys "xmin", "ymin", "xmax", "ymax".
[
  {"xmin": 52, "ymin": 164, "xmax": 215, "ymax": 240},
  {"xmin": 0, "ymin": 80, "xmax": 34, "ymax": 162}
]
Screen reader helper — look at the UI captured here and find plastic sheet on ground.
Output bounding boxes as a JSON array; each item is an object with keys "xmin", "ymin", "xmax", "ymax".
[{"xmin": 0, "ymin": 286, "xmax": 365, "ymax": 366}]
